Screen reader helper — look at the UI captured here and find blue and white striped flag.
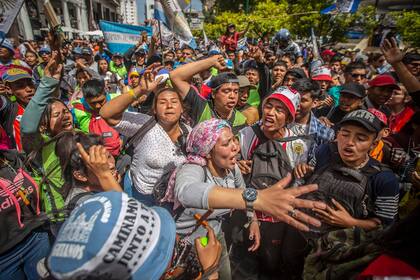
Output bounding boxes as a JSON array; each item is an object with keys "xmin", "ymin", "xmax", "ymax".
[
  {"xmin": 154, "ymin": 0, "xmax": 197, "ymax": 49},
  {"xmin": 321, "ymin": 0, "xmax": 360, "ymax": 14},
  {"xmin": 99, "ymin": 20, "xmax": 152, "ymax": 54}
]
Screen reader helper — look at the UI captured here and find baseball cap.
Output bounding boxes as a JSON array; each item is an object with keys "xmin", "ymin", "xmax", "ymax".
[
  {"xmin": 39, "ymin": 45, "xmax": 51, "ymax": 54},
  {"xmin": 112, "ymin": 52, "xmax": 123, "ymax": 58},
  {"xmin": 339, "ymin": 109, "xmax": 383, "ymax": 133},
  {"xmin": 368, "ymin": 74, "xmax": 399, "ymax": 90},
  {"xmin": 155, "ymin": 69, "xmax": 170, "ymax": 84},
  {"xmin": 237, "ymin": 75, "xmax": 256, "ymax": 89},
  {"xmin": 1, "ymin": 68, "xmax": 32, "ymax": 83},
  {"xmin": 311, "ymin": 66, "xmax": 332, "ymax": 82},
  {"xmin": 367, "ymin": 108, "xmax": 388, "ymax": 127},
  {"xmin": 0, "ymin": 39, "xmax": 14, "ymax": 53},
  {"xmin": 135, "ymin": 48, "xmax": 147, "ymax": 56},
  {"xmin": 264, "ymin": 86, "xmax": 301, "ymax": 121},
  {"xmin": 47, "ymin": 192, "xmax": 176, "ymax": 280},
  {"xmin": 208, "ymin": 72, "xmax": 239, "ymax": 89},
  {"xmin": 81, "ymin": 47, "xmax": 93, "ymax": 55},
  {"xmin": 129, "ymin": 70, "xmax": 140, "ymax": 78},
  {"xmin": 340, "ymin": 82, "xmax": 366, "ymax": 98},
  {"xmin": 72, "ymin": 47, "xmax": 82, "ymax": 55},
  {"xmin": 321, "ymin": 49, "xmax": 336, "ymax": 58}
]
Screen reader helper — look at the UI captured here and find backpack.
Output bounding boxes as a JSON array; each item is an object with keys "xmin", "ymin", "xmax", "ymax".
[
  {"xmin": 304, "ymin": 143, "xmax": 387, "ymax": 235},
  {"xmin": 0, "ymin": 150, "xmax": 44, "ymax": 254},
  {"xmin": 247, "ymin": 124, "xmax": 311, "ymax": 189},
  {"xmin": 89, "ymin": 115, "xmax": 121, "ymax": 157},
  {"xmin": 303, "ymin": 226, "xmax": 383, "ymax": 280}
]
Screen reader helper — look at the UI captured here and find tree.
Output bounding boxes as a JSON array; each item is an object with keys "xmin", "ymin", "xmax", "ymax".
[{"xmin": 390, "ymin": 10, "xmax": 420, "ymax": 47}]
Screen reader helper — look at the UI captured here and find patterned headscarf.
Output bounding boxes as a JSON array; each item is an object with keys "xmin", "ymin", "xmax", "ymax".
[{"xmin": 163, "ymin": 119, "xmax": 231, "ymax": 207}]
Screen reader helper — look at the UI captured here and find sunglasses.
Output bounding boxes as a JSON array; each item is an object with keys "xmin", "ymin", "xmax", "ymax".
[{"xmin": 351, "ymin": 73, "xmax": 367, "ymax": 79}]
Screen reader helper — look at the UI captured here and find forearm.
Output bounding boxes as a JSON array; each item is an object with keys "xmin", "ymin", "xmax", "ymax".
[
  {"xmin": 391, "ymin": 62, "xmax": 420, "ymax": 93},
  {"xmin": 100, "ymin": 88, "xmax": 143, "ymax": 126},
  {"xmin": 350, "ymin": 217, "xmax": 380, "ymax": 230},
  {"xmin": 21, "ymin": 77, "xmax": 59, "ymax": 134},
  {"xmin": 207, "ymin": 187, "xmax": 246, "ymax": 210}
]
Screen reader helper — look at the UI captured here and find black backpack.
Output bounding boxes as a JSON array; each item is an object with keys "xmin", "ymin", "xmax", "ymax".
[
  {"xmin": 304, "ymin": 143, "xmax": 387, "ymax": 235},
  {"xmin": 247, "ymin": 124, "xmax": 311, "ymax": 189}
]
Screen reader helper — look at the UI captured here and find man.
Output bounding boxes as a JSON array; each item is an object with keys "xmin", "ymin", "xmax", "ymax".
[
  {"xmin": 283, "ymin": 68, "xmax": 307, "ymax": 87},
  {"xmin": 81, "ymin": 46, "xmax": 98, "ymax": 73},
  {"xmin": 244, "ymin": 60, "xmax": 261, "ymax": 107},
  {"xmin": 170, "ymin": 55, "xmax": 248, "ymax": 134},
  {"xmin": 272, "ymin": 28, "xmax": 303, "ymax": 65},
  {"xmin": 71, "ymin": 79, "xmax": 121, "ymax": 156},
  {"xmin": 33, "ymin": 45, "xmax": 52, "ymax": 85},
  {"xmin": 299, "ymin": 109, "xmax": 399, "ymax": 234},
  {"xmin": 220, "ymin": 23, "xmax": 250, "ymax": 52},
  {"xmin": 344, "ymin": 62, "xmax": 368, "ymax": 84},
  {"xmin": 109, "ymin": 53, "xmax": 128, "ymax": 81},
  {"xmin": 289, "ymin": 78, "xmax": 334, "ymax": 165},
  {"xmin": 236, "ymin": 75, "xmax": 259, "ymax": 125},
  {"xmin": 311, "ymin": 66, "xmax": 335, "ymax": 117},
  {"xmin": 402, "ymin": 52, "xmax": 420, "ymax": 80},
  {"xmin": 235, "ymin": 87, "xmax": 309, "ymax": 278},
  {"xmin": 181, "ymin": 45, "xmax": 195, "ymax": 61},
  {"xmin": 0, "ymin": 39, "xmax": 29, "ymax": 74},
  {"xmin": 0, "ymin": 68, "xmax": 35, "ymax": 151},
  {"xmin": 323, "ymin": 82, "xmax": 366, "ymax": 126},
  {"xmin": 321, "ymin": 49, "xmax": 336, "ymax": 64},
  {"xmin": 362, "ymin": 74, "xmax": 400, "ymax": 116}
]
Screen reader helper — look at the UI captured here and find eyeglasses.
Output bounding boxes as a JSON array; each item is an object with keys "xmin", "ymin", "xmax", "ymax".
[{"xmin": 351, "ymin": 73, "xmax": 367, "ymax": 79}]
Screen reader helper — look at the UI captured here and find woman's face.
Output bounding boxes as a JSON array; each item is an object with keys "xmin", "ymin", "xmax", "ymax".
[
  {"xmin": 154, "ymin": 91, "xmax": 183, "ymax": 126},
  {"xmin": 210, "ymin": 127, "xmax": 239, "ymax": 170},
  {"xmin": 25, "ymin": 52, "xmax": 38, "ymax": 66},
  {"xmin": 130, "ymin": 75, "xmax": 140, "ymax": 87},
  {"xmin": 76, "ymin": 71, "xmax": 90, "ymax": 87},
  {"xmin": 48, "ymin": 101, "xmax": 73, "ymax": 136},
  {"xmin": 386, "ymin": 88, "xmax": 408, "ymax": 107},
  {"xmin": 99, "ymin": 60, "xmax": 108, "ymax": 73}
]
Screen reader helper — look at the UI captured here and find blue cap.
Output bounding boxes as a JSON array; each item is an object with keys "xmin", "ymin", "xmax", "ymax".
[
  {"xmin": 39, "ymin": 45, "xmax": 52, "ymax": 54},
  {"xmin": 81, "ymin": 47, "xmax": 93, "ymax": 55},
  {"xmin": 48, "ymin": 192, "xmax": 176, "ymax": 280},
  {"xmin": 0, "ymin": 39, "xmax": 14, "ymax": 53},
  {"xmin": 1, "ymin": 68, "xmax": 32, "ymax": 83},
  {"xmin": 72, "ymin": 47, "xmax": 82, "ymax": 55}
]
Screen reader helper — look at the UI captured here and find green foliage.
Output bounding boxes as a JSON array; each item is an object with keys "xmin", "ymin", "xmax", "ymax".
[{"xmin": 389, "ymin": 10, "xmax": 420, "ymax": 47}]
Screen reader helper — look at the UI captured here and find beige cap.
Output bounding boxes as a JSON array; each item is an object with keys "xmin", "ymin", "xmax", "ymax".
[{"xmin": 238, "ymin": 75, "xmax": 256, "ymax": 89}]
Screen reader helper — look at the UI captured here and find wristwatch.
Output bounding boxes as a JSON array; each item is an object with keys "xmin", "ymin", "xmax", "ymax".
[{"xmin": 242, "ymin": 188, "xmax": 258, "ymax": 219}]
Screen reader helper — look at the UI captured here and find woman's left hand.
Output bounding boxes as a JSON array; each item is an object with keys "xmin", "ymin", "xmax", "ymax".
[
  {"xmin": 248, "ymin": 221, "xmax": 261, "ymax": 252},
  {"xmin": 313, "ymin": 198, "xmax": 355, "ymax": 228}
]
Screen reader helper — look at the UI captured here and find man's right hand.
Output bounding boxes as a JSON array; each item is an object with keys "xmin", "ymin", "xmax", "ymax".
[{"xmin": 238, "ymin": 160, "xmax": 252, "ymax": 175}]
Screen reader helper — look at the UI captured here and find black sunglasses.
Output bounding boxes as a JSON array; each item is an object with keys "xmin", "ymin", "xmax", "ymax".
[{"xmin": 351, "ymin": 73, "xmax": 367, "ymax": 79}]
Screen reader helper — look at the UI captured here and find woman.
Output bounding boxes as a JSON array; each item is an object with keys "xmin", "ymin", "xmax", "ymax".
[
  {"xmin": 24, "ymin": 49, "xmax": 40, "ymax": 70},
  {"xmin": 100, "ymin": 71, "xmax": 190, "ymax": 206},
  {"xmin": 386, "ymin": 85, "xmax": 414, "ymax": 134},
  {"xmin": 171, "ymin": 119, "xmax": 326, "ymax": 280},
  {"xmin": 97, "ymin": 58, "xmax": 122, "ymax": 93},
  {"xmin": 54, "ymin": 131, "xmax": 122, "ymax": 210},
  {"xmin": 21, "ymin": 52, "xmax": 73, "ymax": 219}
]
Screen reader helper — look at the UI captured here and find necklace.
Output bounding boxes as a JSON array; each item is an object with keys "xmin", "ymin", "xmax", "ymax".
[{"xmin": 209, "ymin": 169, "xmax": 229, "ymax": 188}]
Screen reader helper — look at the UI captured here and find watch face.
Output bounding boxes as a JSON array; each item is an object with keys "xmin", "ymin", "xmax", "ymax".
[{"xmin": 244, "ymin": 188, "xmax": 257, "ymax": 202}]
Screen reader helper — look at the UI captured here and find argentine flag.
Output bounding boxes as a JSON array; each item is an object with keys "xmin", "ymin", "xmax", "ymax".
[{"xmin": 99, "ymin": 20, "xmax": 153, "ymax": 54}]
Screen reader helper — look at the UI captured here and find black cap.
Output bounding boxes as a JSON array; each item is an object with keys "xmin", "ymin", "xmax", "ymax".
[
  {"xmin": 339, "ymin": 109, "xmax": 383, "ymax": 133},
  {"xmin": 340, "ymin": 83, "xmax": 366, "ymax": 98},
  {"xmin": 208, "ymin": 72, "xmax": 239, "ymax": 89},
  {"xmin": 228, "ymin": 23, "xmax": 235, "ymax": 28},
  {"xmin": 135, "ymin": 49, "xmax": 147, "ymax": 55},
  {"xmin": 286, "ymin": 68, "xmax": 307, "ymax": 79}
]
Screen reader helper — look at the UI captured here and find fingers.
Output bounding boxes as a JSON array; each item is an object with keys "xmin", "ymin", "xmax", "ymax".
[
  {"xmin": 288, "ymin": 183, "xmax": 318, "ymax": 197},
  {"xmin": 293, "ymin": 209, "xmax": 321, "ymax": 227},
  {"xmin": 293, "ymin": 198, "xmax": 326, "ymax": 210},
  {"xmin": 76, "ymin": 143, "xmax": 89, "ymax": 162},
  {"xmin": 331, "ymin": 198, "xmax": 345, "ymax": 211},
  {"xmin": 272, "ymin": 173, "xmax": 292, "ymax": 189},
  {"xmin": 281, "ymin": 213, "xmax": 310, "ymax": 232},
  {"xmin": 205, "ymin": 225, "xmax": 217, "ymax": 245}
]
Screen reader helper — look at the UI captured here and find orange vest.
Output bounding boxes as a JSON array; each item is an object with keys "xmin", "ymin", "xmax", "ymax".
[{"xmin": 370, "ymin": 140, "xmax": 384, "ymax": 162}]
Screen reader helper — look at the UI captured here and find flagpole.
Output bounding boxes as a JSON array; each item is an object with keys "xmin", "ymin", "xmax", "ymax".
[{"xmin": 157, "ymin": 20, "xmax": 164, "ymax": 63}]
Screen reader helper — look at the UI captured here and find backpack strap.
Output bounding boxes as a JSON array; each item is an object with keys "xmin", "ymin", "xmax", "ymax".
[
  {"xmin": 251, "ymin": 123, "xmax": 269, "ymax": 143},
  {"xmin": 125, "ymin": 117, "xmax": 157, "ymax": 150},
  {"xmin": 66, "ymin": 191, "xmax": 92, "ymax": 213}
]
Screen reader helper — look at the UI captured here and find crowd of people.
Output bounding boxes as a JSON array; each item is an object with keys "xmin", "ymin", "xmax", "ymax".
[{"xmin": 0, "ymin": 23, "xmax": 419, "ymax": 280}]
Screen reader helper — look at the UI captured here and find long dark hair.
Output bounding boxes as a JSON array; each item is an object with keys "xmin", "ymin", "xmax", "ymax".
[
  {"xmin": 54, "ymin": 131, "xmax": 103, "ymax": 198},
  {"xmin": 39, "ymin": 98, "xmax": 70, "ymax": 136}
]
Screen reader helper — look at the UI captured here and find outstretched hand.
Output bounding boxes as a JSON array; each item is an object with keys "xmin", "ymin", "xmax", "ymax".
[
  {"xmin": 195, "ymin": 225, "xmax": 222, "ymax": 278},
  {"xmin": 380, "ymin": 38, "xmax": 404, "ymax": 65},
  {"xmin": 256, "ymin": 173, "xmax": 326, "ymax": 231},
  {"xmin": 44, "ymin": 51, "xmax": 63, "ymax": 80}
]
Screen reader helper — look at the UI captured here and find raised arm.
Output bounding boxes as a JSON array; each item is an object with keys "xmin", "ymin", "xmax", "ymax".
[
  {"xmin": 100, "ymin": 70, "xmax": 162, "ymax": 126},
  {"xmin": 381, "ymin": 38, "xmax": 420, "ymax": 93},
  {"xmin": 170, "ymin": 55, "xmax": 226, "ymax": 98}
]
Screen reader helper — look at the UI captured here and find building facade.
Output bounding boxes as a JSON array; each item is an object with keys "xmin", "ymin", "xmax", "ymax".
[{"xmin": 121, "ymin": 0, "xmax": 138, "ymax": 24}]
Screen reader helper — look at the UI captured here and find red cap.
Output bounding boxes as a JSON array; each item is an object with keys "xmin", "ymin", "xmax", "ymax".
[
  {"xmin": 321, "ymin": 49, "xmax": 336, "ymax": 58},
  {"xmin": 368, "ymin": 74, "xmax": 399, "ymax": 90}
]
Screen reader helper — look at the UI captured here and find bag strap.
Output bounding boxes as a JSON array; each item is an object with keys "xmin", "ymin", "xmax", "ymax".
[
  {"xmin": 126, "ymin": 117, "xmax": 157, "ymax": 149},
  {"xmin": 251, "ymin": 123, "xmax": 268, "ymax": 143},
  {"xmin": 66, "ymin": 191, "xmax": 92, "ymax": 212}
]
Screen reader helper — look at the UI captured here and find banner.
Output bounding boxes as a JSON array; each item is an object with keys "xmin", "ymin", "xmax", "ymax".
[
  {"xmin": 321, "ymin": 0, "xmax": 360, "ymax": 15},
  {"xmin": 0, "ymin": 0, "xmax": 25, "ymax": 39},
  {"xmin": 154, "ymin": 0, "xmax": 197, "ymax": 49},
  {"xmin": 99, "ymin": 20, "xmax": 152, "ymax": 54}
]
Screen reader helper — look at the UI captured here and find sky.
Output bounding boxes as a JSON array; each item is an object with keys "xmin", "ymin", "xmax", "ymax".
[{"xmin": 137, "ymin": 0, "xmax": 203, "ymax": 24}]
